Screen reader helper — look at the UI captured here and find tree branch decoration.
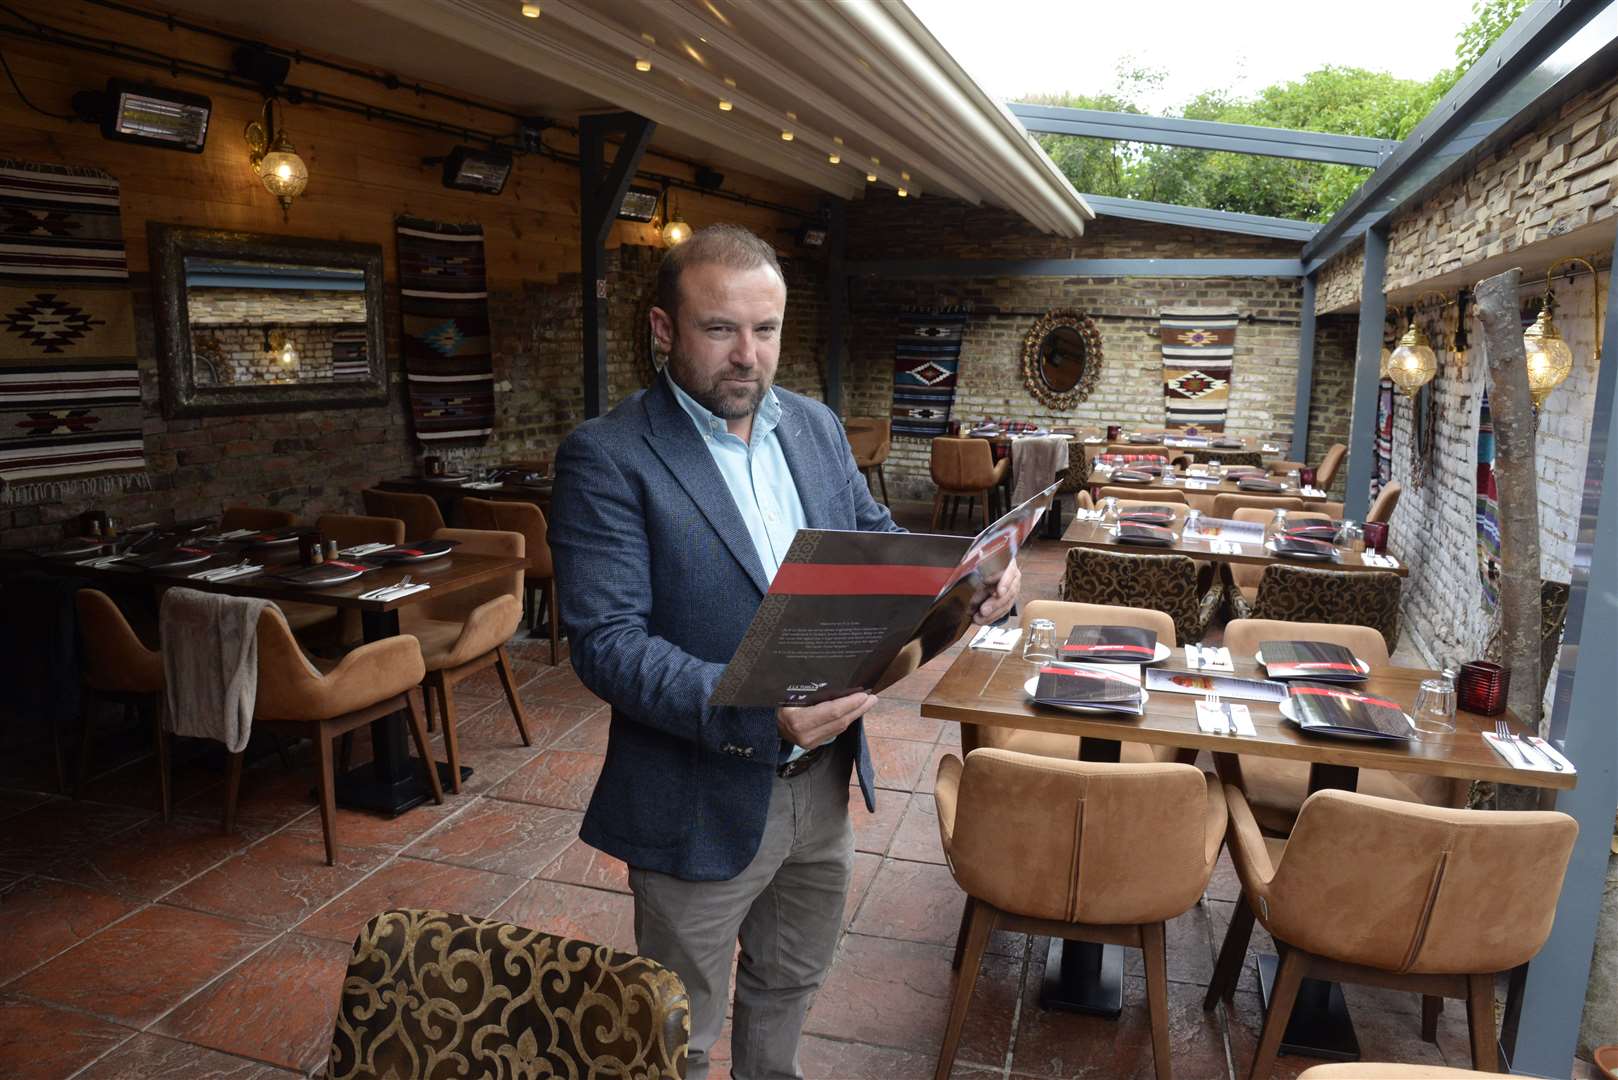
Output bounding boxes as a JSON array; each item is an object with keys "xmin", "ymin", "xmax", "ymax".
[{"xmin": 1020, "ymin": 308, "xmax": 1103, "ymax": 410}]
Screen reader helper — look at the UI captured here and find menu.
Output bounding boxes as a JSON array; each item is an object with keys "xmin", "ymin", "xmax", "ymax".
[
  {"xmin": 1260, "ymin": 640, "xmax": 1366, "ymax": 683},
  {"xmin": 1286, "ymin": 683, "xmax": 1413, "ymax": 740},
  {"xmin": 709, "ymin": 483, "xmax": 1058, "ymax": 708},
  {"xmin": 1059, "ymin": 625, "xmax": 1158, "ymax": 663},
  {"xmin": 1032, "ymin": 663, "xmax": 1145, "ymax": 713}
]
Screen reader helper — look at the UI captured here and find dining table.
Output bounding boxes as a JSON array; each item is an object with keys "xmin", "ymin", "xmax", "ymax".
[
  {"xmin": 22, "ymin": 527, "xmax": 527, "ymax": 815},
  {"xmin": 1090, "ymin": 468, "xmax": 1333, "ymax": 505},
  {"xmin": 1059, "ymin": 516, "xmax": 1409, "ymax": 576},
  {"xmin": 920, "ymin": 645, "xmax": 1573, "ymax": 1058},
  {"xmin": 379, "ymin": 472, "xmax": 553, "ymax": 519},
  {"xmin": 1073, "ymin": 431, "xmax": 1289, "ymax": 468}
]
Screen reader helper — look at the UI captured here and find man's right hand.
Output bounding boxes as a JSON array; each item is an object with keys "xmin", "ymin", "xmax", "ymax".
[{"xmin": 778, "ymin": 692, "xmax": 878, "ymax": 751}]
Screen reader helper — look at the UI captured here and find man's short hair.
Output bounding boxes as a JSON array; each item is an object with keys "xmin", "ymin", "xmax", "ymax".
[{"xmin": 655, "ymin": 224, "xmax": 785, "ymax": 322}]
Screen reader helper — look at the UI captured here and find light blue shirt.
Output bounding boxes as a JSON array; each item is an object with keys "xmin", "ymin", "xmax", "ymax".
[{"xmin": 667, "ymin": 373, "xmax": 807, "ymax": 582}]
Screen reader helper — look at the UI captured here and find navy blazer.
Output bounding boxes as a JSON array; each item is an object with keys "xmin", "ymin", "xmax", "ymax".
[{"xmin": 550, "ymin": 375, "xmax": 901, "ymax": 881}]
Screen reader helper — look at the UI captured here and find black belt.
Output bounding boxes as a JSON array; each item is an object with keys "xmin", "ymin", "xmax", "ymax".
[{"xmin": 777, "ymin": 741, "xmax": 832, "ymax": 778}]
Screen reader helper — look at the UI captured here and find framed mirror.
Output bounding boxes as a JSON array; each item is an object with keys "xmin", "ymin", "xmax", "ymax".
[
  {"xmin": 150, "ymin": 225, "xmax": 389, "ymax": 418},
  {"xmin": 1021, "ymin": 308, "xmax": 1103, "ymax": 409}
]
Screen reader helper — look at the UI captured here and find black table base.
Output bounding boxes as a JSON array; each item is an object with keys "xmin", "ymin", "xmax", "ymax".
[
  {"xmin": 1040, "ymin": 937, "xmax": 1125, "ymax": 1016},
  {"xmin": 1257, "ymin": 953, "xmax": 1360, "ymax": 1062}
]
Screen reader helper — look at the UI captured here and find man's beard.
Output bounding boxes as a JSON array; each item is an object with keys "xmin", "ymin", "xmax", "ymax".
[{"xmin": 668, "ymin": 341, "xmax": 769, "ymax": 420}]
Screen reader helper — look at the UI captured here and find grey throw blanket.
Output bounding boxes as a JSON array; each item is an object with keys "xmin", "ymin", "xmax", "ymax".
[
  {"xmin": 160, "ymin": 587, "xmax": 274, "ymax": 753},
  {"xmin": 1011, "ymin": 436, "xmax": 1071, "ymax": 506}
]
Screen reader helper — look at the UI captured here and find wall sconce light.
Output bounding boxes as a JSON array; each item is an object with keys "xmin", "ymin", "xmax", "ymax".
[
  {"xmin": 430, "ymin": 145, "xmax": 513, "ymax": 195},
  {"xmin": 660, "ymin": 187, "xmax": 691, "ymax": 247},
  {"xmin": 245, "ymin": 100, "xmax": 308, "ymax": 221},
  {"xmin": 1523, "ymin": 257, "xmax": 1601, "ymax": 409},
  {"xmin": 72, "ymin": 79, "xmax": 211, "ymax": 152},
  {"xmin": 263, "ymin": 328, "xmax": 298, "ymax": 367},
  {"xmin": 1386, "ymin": 299, "xmax": 1441, "ymax": 397}
]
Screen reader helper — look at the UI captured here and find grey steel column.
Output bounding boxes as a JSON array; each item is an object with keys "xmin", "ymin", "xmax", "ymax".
[
  {"xmin": 579, "ymin": 112, "xmax": 655, "ymax": 419},
  {"xmin": 1291, "ymin": 275, "xmax": 1318, "ymax": 458},
  {"xmin": 1341, "ymin": 222, "xmax": 1388, "ymax": 520},
  {"xmin": 1511, "ymin": 241, "xmax": 1618, "ymax": 1077}
]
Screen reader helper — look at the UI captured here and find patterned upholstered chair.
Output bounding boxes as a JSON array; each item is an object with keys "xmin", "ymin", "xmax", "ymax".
[
  {"xmin": 1189, "ymin": 448, "xmax": 1263, "ymax": 469},
  {"xmin": 1060, "ymin": 547, "xmax": 1220, "ymax": 645},
  {"xmin": 1248, "ymin": 564, "xmax": 1402, "ymax": 650},
  {"xmin": 329, "ymin": 908, "xmax": 690, "ymax": 1080}
]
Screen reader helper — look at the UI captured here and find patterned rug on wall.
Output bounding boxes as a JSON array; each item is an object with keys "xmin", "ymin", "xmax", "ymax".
[
  {"xmin": 891, "ymin": 310, "xmax": 967, "ymax": 438},
  {"xmin": 1373, "ymin": 377, "xmax": 1394, "ymax": 500},
  {"xmin": 1160, "ymin": 309, "xmax": 1236, "ymax": 432},
  {"xmin": 0, "ymin": 159, "xmax": 147, "ymax": 505},
  {"xmin": 396, "ymin": 217, "xmax": 494, "ymax": 446}
]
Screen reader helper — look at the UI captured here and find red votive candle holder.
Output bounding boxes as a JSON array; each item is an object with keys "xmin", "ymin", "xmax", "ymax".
[
  {"xmin": 1106, "ymin": 424, "xmax": 1122, "ymax": 441},
  {"xmin": 1299, "ymin": 467, "xmax": 1317, "ymax": 489},
  {"xmin": 1363, "ymin": 520, "xmax": 1389, "ymax": 553},
  {"xmin": 1457, "ymin": 661, "xmax": 1509, "ymax": 716}
]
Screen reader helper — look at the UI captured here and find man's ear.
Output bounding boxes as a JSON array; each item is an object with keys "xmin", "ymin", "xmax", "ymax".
[{"xmin": 649, "ymin": 306, "xmax": 674, "ymax": 353}]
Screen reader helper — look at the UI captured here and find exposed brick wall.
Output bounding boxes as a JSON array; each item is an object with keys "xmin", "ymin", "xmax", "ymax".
[
  {"xmin": 186, "ymin": 288, "xmax": 366, "ymax": 325},
  {"xmin": 1315, "ymin": 245, "xmax": 1364, "ymax": 314},
  {"xmin": 1306, "ymin": 315, "xmax": 1359, "ymax": 498}
]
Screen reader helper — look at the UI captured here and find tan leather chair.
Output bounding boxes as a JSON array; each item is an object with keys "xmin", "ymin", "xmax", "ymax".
[
  {"xmin": 315, "ymin": 513, "xmax": 405, "ymax": 549},
  {"xmin": 1249, "ymin": 564, "xmax": 1402, "ymax": 650},
  {"xmin": 1314, "ymin": 443, "xmax": 1347, "ymax": 490},
  {"xmin": 1369, "ymin": 481, "xmax": 1403, "ymax": 523},
  {"xmin": 1098, "ymin": 486, "xmax": 1188, "ymax": 505},
  {"xmin": 402, "ymin": 527, "xmax": 530, "ymax": 793},
  {"xmin": 935, "ymin": 748, "xmax": 1227, "ymax": 1080},
  {"xmin": 75, "ymin": 589, "xmax": 168, "ymax": 819},
  {"xmin": 1225, "ymin": 508, "xmax": 1332, "ymax": 611},
  {"xmin": 460, "ymin": 498, "xmax": 560, "ymax": 665},
  {"xmin": 362, "ymin": 488, "xmax": 446, "ymax": 539},
  {"xmin": 1060, "ymin": 548, "xmax": 1220, "ymax": 645},
  {"xmin": 1219, "ymin": 619, "xmax": 1464, "ymax": 834},
  {"xmin": 219, "ymin": 506, "xmax": 298, "ymax": 531},
  {"xmin": 844, "ymin": 417, "xmax": 891, "ymax": 505},
  {"xmin": 929, "ymin": 437, "xmax": 1008, "ymax": 530},
  {"xmin": 1299, "ymin": 1065, "xmax": 1516, "ymax": 1078},
  {"xmin": 1208, "ymin": 788, "xmax": 1576, "ymax": 1079},
  {"xmin": 229, "ymin": 606, "xmax": 439, "ymax": 865},
  {"xmin": 971, "ymin": 600, "xmax": 1180, "ymax": 766},
  {"xmin": 1211, "ymin": 493, "xmax": 1305, "ymax": 519}
]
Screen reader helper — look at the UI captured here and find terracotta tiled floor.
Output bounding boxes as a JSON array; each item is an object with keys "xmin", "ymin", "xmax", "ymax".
[{"xmin": 0, "ymin": 500, "xmax": 1554, "ymax": 1077}]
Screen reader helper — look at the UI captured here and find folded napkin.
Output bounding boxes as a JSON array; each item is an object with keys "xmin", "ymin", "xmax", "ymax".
[
  {"xmin": 1482, "ymin": 731, "xmax": 1574, "ymax": 772},
  {"xmin": 339, "ymin": 542, "xmax": 392, "ymax": 557},
  {"xmin": 74, "ymin": 553, "xmax": 128, "ymax": 568},
  {"xmin": 969, "ymin": 624, "xmax": 1023, "ymax": 651},
  {"xmin": 1301, "ymin": 486, "xmax": 1326, "ymax": 498},
  {"xmin": 1361, "ymin": 552, "xmax": 1401, "ymax": 568},
  {"xmin": 1207, "ymin": 539, "xmax": 1247, "ymax": 554},
  {"xmin": 1196, "ymin": 700, "xmax": 1256, "ymax": 736},
  {"xmin": 188, "ymin": 563, "xmax": 263, "ymax": 582},
  {"xmin": 1262, "ymin": 443, "xmax": 1282, "ymax": 453},
  {"xmin": 461, "ymin": 480, "xmax": 504, "ymax": 490},
  {"xmin": 359, "ymin": 582, "xmax": 431, "ymax": 601}
]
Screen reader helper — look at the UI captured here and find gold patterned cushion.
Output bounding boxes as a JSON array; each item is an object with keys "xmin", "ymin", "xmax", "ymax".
[
  {"xmin": 329, "ymin": 908, "xmax": 689, "ymax": 1080},
  {"xmin": 1250, "ymin": 565, "xmax": 1401, "ymax": 650},
  {"xmin": 1189, "ymin": 448, "xmax": 1263, "ymax": 468},
  {"xmin": 1059, "ymin": 547, "xmax": 1219, "ymax": 645}
]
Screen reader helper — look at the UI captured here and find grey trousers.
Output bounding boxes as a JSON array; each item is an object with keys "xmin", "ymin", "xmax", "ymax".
[{"xmin": 628, "ymin": 745, "xmax": 854, "ymax": 1080}]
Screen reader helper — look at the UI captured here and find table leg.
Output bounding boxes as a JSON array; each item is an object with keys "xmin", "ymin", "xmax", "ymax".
[
  {"xmin": 1252, "ymin": 762, "xmax": 1362, "ymax": 1060},
  {"xmin": 1039, "ymin": 735, "xmax": 1125, "ymax": 1016},
  {"xmin": 332, "ymin": 608, "xmax": 469, "ymax": 813}
]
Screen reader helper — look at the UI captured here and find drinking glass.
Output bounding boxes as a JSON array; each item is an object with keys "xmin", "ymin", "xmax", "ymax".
[
  {"xmin": 1022, "ymin": 618, "xmax": 1058, "ymax": 663},
  {"xmin": 1336, "ymin": 520, "xmax": 1365, "ymax": 553},
  {"xmin": 1183, "ymin": 508, "xmax": 1203, "ymax": 539},
  {"xmin": 1411, "ymin": 677, "xmax": 1457, "ymax": 737},
  {"xmin": 1099, "ymin": 496, "xmax": 1119, "ymax": 527}
]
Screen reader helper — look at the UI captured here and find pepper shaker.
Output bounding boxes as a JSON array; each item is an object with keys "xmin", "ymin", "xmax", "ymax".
[{"xmin": 324, "ymin": 539, "xmax": 340, "ymax": 561}]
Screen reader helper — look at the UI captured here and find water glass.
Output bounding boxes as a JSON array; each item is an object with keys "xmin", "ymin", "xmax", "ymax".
[
  {"xmin": 1411, "ymin": 677, "xmax": 1457, "ymax": 737},
  {"xmin": 1184, "ymin": 508, "xmax": 1203, "ymax": 539},
  {"xmin": 1099, "ymin": 496, "xmax": 1120, "ymax": 526},
  {"xmin": 1022, "ymin": 618, "xmax": 1058, "ymax": 663},
  {"xmin": 1336, "ymin": 520, "xmax": 1365, "ymax": 553}
]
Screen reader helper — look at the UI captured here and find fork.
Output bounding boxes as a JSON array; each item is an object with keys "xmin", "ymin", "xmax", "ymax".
[
  {"xmin": 1205, "ymin": 691, "xmax": 1229, "ymax": 734},
  {"xmin": 1495, "ymin": 719, "xmax": 1530, "ymax": 766}
]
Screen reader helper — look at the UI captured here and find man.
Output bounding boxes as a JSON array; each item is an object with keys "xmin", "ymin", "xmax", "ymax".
[{"xmin": 549, "ymin": 224, "xmax": 1019, "ymax": 1079}]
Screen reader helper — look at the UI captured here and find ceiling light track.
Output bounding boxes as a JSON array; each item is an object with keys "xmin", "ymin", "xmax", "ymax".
[{"xmin": 0, "ymin": 15, "xmax": 815, "ymax": 220}]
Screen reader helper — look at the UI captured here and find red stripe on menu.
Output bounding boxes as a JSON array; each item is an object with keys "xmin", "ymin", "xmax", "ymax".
[
  {"xmin": 770, "ymin": 562, "xmax": 954, "ymax": 596},
  {"xmin": 1290, "ymin": 687, "xmax": 1401, "ymax": 710},
  {"xmin": 1061, "ymin": 643, "xmax": 1154, "ymax": 655},
  {"xmin": 1277, "ymin": 661, "xmax": 1360, "ymax": 671},
  {"xmin": 1039, "ymin": 666, "xmax": 1140, "ymax": 686}
]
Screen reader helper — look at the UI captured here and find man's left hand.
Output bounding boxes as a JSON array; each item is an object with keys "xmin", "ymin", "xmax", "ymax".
[{"xmin": 973, "ymin": 558, "xmax": 1021, "ymax": 625}]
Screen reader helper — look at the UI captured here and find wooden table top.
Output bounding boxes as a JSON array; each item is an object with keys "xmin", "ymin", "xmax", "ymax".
[
  {"xmin": 1058, "ymin": 518, "xmax": 1407, "ymax": 576},
  {"xmin": 1092, "ymin": 471, "xmax": 1331, "ymax": 503},
  {"xmin": 920, "ymin": 649, "xmax": 1575, "ymax": 791},
  {"xmin": 379, "ymin": 476, "xmax": 553, "ymax": 503},
  {"xmin": 25, "ymin": 537, "xmax": 526, "ymax": 612}
]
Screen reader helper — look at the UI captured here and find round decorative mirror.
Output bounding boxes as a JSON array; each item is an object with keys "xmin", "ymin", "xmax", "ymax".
[{"xmin": 1021, "ymin": 308, "xmax": 1103, "ymax": 410}]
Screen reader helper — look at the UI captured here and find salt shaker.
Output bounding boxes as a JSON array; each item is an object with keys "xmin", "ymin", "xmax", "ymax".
[{"xmin": 324, "ymin": 539, "xmax": 340, "ymax": 562}]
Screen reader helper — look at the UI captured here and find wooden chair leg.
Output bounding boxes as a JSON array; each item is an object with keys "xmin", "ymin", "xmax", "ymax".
[
  {"xmin": 934, "ymin": 896, "xmax": 995, "ymax": 1080},
  {"xmin": 964, "ymin": 496, "xmax": 976, "ymax": 529},
  {"xmin": 313, "ymin": 723, "xmax": 339, "ymax": 867},
  {"xmin": 547, "ymin": 580, "xmax": 560, "ymax": 666},
  {"xmin": 51, "ymin": 708, "xmax": 68, "ymax": 794},
  {"xmin": 436, "ymin": 677, "xmax": 462, "ymax": 794},
  {"xmin": 1247, "ymin": 946, "xmax": 1308, "ymax": 1080},
  {"xmin": 150, "ymin": 698, "xmax": 170, "ymax": 823},
  {"xmin": 74, "ymin": 693, "xmax": 95, "ymax": 799},
  {"xmin": 1205, "ymin": 895, "xmax": 1255, "ymax": 1008},
  {"xmin": 495, "ymin": 645, "xmax": 532, "ymax": 747},
  {"xmin": 1421, "ymin": 994, "xmax": 1441, "ymax": 1042},
  {"xmin": 1141, "ymin": 921, "xmax": 1173, "ymax": 1080},
  {"xmin": 222, "ymin": 749, "xmax": 246, "ymax": 835},
  {"xmin": 1466, "ymin": 972, "xmax": 1499, "ymax": 1072},
  {"xmin": 422, "ymin": 684, "xmax": 437, "ymax": 733},
  {"xmin": 404, "ymin": 692, "xmax": 444, "ymax": 805},
  {"xmin": 931, "ymin": 491, "xmax": 944, "ymax": 531},
  {"xmin": 951, "ymin": 895, "xmax": 974, "ymax": 971},
  {"xmin": 337, "ymin": 730, "xmax": 353, "ymax": 775}
]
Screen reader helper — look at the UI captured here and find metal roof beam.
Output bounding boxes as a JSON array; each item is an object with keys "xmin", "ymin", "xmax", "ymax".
[
  {"xmin": 1080, "ymin": 194, "xmax": 1320, "ymax": 242},
  {"xmin": 1009, "ymin": 104, "xmax": 1395, "ymax": 167},
  {"xmin": 847, "ymin": 257, "xmax": 1303, "ymax": 278}
]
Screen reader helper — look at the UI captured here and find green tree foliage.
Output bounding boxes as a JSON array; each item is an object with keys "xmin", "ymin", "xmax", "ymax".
[{"xmin": 1028, "ymin": 0, "xmax": 1530, "ymax": 222}]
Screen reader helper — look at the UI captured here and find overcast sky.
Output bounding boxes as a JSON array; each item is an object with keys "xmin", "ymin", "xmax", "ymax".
[{"xmin": 908, "ymin": 0, "xmax": 1481, "ymax": 113}]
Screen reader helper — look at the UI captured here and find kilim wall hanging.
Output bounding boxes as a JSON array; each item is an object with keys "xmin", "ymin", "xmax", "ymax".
[
  {"xmin": 396, "ymin": 217, "xmax": 495, "ymax": 446},
  {"xmin": 1160, "ymin": 309, "xmax": 1236, "ymax": 432},
  {"xmin": 891, "ymin": 309, "xmax": 967, "ymax": 438},
  {"xmin": 1372, "ymin": 377, "xmax": 1394, "ymax": 500},
  {"xmin": 0, "ymin": 160, "xmax": 147, "ymax": 505}
]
